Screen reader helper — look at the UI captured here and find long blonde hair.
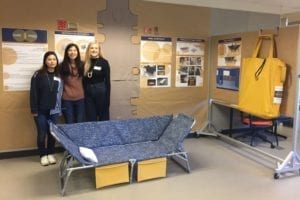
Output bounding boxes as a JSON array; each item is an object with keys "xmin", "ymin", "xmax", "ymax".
[{"xmin": 84, "ymin": 42, "xmax": 103, "ymax": 75}]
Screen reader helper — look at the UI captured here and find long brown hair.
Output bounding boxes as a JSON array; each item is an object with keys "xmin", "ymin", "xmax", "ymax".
[{"xmin": 60, "ymin": 43, "xmax": 84, "ymax": 78}]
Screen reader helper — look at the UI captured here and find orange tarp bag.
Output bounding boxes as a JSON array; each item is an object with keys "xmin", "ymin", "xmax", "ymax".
[{"xmin": 238, "ymin": 35, "xmax": 286, "ymax": 119}]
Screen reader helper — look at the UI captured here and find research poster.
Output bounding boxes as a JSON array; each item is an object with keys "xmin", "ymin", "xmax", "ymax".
[
  {"xmin": 140, "ymin": 36, "xmax": 172, "ymax": 88},
  {"xmin": 216, "ymin": 37, "xmax": 242, "ymax": 91},
  {"xmin": 175, "ymin": 38, "xmax": 205, "ymax": 87},
  {"xmin": 2, "ymin": 28, "xmax": 48, "ymax": 91}
]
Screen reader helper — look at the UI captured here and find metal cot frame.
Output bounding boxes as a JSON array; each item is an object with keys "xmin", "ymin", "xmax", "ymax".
[{"xmin": 58, "ymin": 151, "xmax": 191, "ymax": 196}]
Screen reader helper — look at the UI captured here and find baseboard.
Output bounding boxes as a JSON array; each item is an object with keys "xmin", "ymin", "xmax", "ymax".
[{"xmin": 0, "ymin": 147, "xmax": 65, "ymax": 160}]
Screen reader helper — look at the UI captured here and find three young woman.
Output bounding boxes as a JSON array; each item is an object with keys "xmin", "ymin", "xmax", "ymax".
[{"xmin": 30, "ymin": 42, "xmax": 111, "ymax": 166}]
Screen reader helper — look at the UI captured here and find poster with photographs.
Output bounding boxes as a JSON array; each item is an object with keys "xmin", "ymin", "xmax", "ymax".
[
  {"xmin": 140, "ymin": 36, "xmax": 172, "ymax": 88},
  {"xmin": 217, "ymin": 37, "xmax": 241, "ymax": 91},
  {"xmin": 175, "ymin": 38, "xmax": 205, "ymax": 87},
  {"xmin": 54, "ymin": 31, "xmax": 95, "ymax": 62}
]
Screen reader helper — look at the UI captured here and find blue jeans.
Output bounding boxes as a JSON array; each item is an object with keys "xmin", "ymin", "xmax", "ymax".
[
  {"xmin": 62, "ymin": 98, "xmax": 85, "ymax": 123},
  {"xmin": 33, "ymin": 110, "xmax": 59, "ymax": 157}
]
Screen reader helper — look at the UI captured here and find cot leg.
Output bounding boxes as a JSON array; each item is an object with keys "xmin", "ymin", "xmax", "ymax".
[
  {"xmin": 182, "ymin": 152, "xmax": 191, "ymax": 172},
  {"xmin": 129, "ymin": 159, "xmax": 136, "ymax": 183},
  {"xmin": 61, "ymin": 169, "xmax": 73, "ymax": 196},
  {"xmin": 170, "ymin": 152, "xmax": 191, "ymax": 173},
  {"xmin": 59, "ymin": 152, "xmax": 71, "ymax": 178},
  {"xmin": 58, "ymin": 153, "xmax": 75, "ymax": 196}
]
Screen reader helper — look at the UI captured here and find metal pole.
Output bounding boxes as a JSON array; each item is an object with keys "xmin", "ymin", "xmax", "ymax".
[{"xmin": 274, "ymin": 74, "xmax": 300, "ymax": 178}]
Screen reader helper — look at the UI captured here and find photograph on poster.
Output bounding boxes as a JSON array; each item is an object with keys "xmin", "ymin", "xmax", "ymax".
[
  {"xmin": 157, "ymin": 71, "xmax": 165, "ymax": 76},
  {"xmin": 175, "ymin": 38, "xmax": 205, "ymax": 87},
  {"xmin": 216, "ymin": 37, "xmax": 242, "ymax": 91},
  {"xmin": 157, "ymin": 77, "xmax": 168, "ymax": 86},
  {"xmin": 141, "ymin": 64, "xmax": 157, "ymax": 77},
  {"xmin": 188, "ymin": 76, "xmax": 196, "ymax": 86},
  {"xmin": 140, "ymin": 64, "xmax": 171, "ymax": 87},
  {"xmin": 180, "ymin": 74, "xmax": 188, "ymax": 83},
  {"xmin": 176, "ymin": 56, "xmax": 203, "ymax": 87},
  {"xmin": 147, "ymin": 79, "xmax": 156, "ymax": 86}
]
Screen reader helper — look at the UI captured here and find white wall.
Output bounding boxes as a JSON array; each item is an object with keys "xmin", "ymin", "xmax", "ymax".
[{"xmin": 210, "ymin": 8, "xmax": 280, "ymax": 35}]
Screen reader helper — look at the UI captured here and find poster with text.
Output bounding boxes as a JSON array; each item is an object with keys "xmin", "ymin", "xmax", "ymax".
[
  {"xmin": 175, "ymin": 38, "xmax": 205, "ymax": 87},
  {"xmin": 140, "ymin": 36, "xmax": 172, "ymax": 88},
  {"xmin": 216, "ymin": 37, "xmax": 242, "ymax": 91},
  {"xmin": 2, "ymin": 28, "xmax": 48, "ymax": 91},
  {"xmin": 54, "ymin": 31, "xmax": 95, "ymax": 62}
]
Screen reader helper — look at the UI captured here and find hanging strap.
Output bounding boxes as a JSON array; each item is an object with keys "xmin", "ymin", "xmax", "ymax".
[
  {"xmin": 268, "ymin": 35, "xmax": 275, "ymax": 58},
  {"xmin": 252, "ymin": 34, "xmax": 275, "ymax": 80},
  {"xmin": 251, "ymin": 38, "xmax": 263, "ymax": 58},
  {"xmin": 251, "ymin": 34, "xmax": 275, "ymax": 58},
  {"xmin": 254, "ymin": 59, "xmax": 266, "ymax": 80}
]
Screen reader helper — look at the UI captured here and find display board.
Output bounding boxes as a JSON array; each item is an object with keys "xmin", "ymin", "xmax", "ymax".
[
  {"xmin": 210, "ymin": 26, "xmax": 300, "ymax": 117},
  {"xmin": 0, "ymin": 0, "xmax": 210, "ymax": 152}
]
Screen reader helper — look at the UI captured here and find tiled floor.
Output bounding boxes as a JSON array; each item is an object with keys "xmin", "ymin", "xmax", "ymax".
[{"xmin": 1, "ymin": 134, "xmax": 300, "ymax": 200}]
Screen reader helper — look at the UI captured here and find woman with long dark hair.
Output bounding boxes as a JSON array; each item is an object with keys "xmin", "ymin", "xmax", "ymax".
[
  {"xmin": 30, "ymin": 51, "xmax": 63, "ymax": 166},
  {"xmin": 60, "ymin": 43, "xmax": 85, "ymax": 123}
]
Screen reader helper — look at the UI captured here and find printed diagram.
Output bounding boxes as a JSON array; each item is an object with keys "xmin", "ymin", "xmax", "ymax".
[
  {"xmin": 141, "ymin": 41, "xmax": 172, "ymax": 63},
  {"xmin": 217, "ymin": 39, "xmax": 241, "ymax": 67}
]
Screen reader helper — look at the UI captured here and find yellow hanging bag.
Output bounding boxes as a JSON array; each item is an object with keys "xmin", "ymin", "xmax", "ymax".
[{"xmin": 238, "ymin": 35, "xmax": 286, "ymax": 119}]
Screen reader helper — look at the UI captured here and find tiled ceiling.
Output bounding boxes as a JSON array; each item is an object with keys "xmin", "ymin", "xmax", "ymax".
[{"xmin": 145, "ymin": 0, "xmax": 300, "ymax": 15}]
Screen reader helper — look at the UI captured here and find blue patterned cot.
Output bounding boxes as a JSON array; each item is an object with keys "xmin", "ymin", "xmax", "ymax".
[{"xmin": 50, "ymin": 113, "xmax": 195, "ymax": 195}]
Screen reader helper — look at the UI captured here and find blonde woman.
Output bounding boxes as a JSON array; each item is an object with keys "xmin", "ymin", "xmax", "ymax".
[{"xmin": 83, "ymin": 42, "xmax": 111, "ymax": 121}]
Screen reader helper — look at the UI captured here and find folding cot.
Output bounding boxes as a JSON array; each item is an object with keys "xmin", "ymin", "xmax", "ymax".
[{"xmin": 50, "ymin": 113, "xmax": 195, "ymax": 195}]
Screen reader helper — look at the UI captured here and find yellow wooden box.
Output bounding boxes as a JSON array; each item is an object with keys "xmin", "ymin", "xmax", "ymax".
[
  {"xmin": 137, "ymin": 157, "xmax": 167, "ymax": 182},
  {"xmin": 95, "ymin": 162, "xmax": 129, "ymax": 188}
]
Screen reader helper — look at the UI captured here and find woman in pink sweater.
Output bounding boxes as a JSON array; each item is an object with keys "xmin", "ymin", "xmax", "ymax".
[{"xmin": 59, "ymin": 43, "xmax": 85, "ymax": 123}]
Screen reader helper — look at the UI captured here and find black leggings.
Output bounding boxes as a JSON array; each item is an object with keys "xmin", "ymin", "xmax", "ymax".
[{"xmin": 85, "ymin": 82, "xmax": 109, "ymax": 121}]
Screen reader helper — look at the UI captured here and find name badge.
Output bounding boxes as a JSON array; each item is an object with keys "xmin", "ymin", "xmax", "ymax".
[
  {"xmin": 54, "ymin": 76, "xmax": 61, "ymax": 82},
  {"xmin": 94, "ymin": 66, "xmax": 102, "ymax": 71}
]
